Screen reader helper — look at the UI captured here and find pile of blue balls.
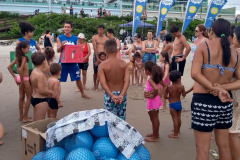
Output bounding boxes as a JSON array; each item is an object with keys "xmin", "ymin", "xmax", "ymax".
[{"xmin": 32, "ymin": 123, "xmax": 150, "ymax": 160}]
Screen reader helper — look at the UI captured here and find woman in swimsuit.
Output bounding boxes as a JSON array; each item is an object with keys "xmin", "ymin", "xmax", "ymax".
[
  {"xmin": 191, "ymin": 24, "xmax": 208, "ymax": 63},
  {"xmin": 191, "ymin": 18, "xmax": 240, "ymax": 160},
  {"xmin": 132, "ymin": 34, "xmax": 143, "ymax": 56},
  {"xmin": 142, "ymin": 31, "xmax": 157, "ymax": 63},
  {"xmin": 7, "ymin": 41, "xmax": 33, "ymax": 123}
]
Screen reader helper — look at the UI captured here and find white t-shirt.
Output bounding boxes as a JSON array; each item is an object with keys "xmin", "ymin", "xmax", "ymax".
[{"xmin": 90, "ymin": 12, "xmax": 93, "ymax": 17}]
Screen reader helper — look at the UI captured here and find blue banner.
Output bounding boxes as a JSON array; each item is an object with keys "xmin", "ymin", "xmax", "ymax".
[
  {"xmin": 204, "ymin": 0, "xmax": 227, "ymax": 29},
  {"xmin": 132, "ymin": 0, "xmax": 148, "ymax": 37},
  {"xmin": 156, "ymin": 0, "xmax": 175, "ymax": 38},
  {"xmin": 181, "ymin": 0, "xmax": 204, "ymax": 34}
]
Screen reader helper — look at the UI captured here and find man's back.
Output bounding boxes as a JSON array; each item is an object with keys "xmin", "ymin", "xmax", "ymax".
[{"xmin": 100, "ymin": 57, "xmax": 127, "ymax": 91}]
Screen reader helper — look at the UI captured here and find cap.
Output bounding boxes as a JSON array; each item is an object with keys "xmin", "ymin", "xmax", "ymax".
[{"xmin": 77, "ymin": 33, "xmax": 85, "ymax": 39}]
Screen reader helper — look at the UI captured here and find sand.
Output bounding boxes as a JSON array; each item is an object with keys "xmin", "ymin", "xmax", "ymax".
[{"xmin": 0, "ymin": 43, "xmax": 218, "ymax": 160}]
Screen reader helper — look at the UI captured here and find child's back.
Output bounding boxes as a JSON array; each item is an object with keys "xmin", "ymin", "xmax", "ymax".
[
  {"xmin": 98, "ymin": 39, "xmax": 130, "ymax": 120},
  {"xmin": 101, "ymin": 58, "xmax": 127, "ymax": 91},
  {"xmin": 167, "ymin": 83, "xmax": 184, "ymax": 103}
]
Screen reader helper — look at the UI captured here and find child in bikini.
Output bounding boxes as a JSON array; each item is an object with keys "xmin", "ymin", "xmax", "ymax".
[
  {"xmin": 7, "ymin": 41, "xmax": 33, "ymax": 123},
  {"xmin": 159, "ymin": 51, "xmax": 170, "ymax": 109},
  {"xmin": 127, "ymin": 56, "xmax": 135, "ymax": 85},
  {"xmin": 96, "ymin": 52, "xmax": 107, "ymax": 91},
  {"xmin": 144, "ymin": 61, "xmax": 165, "ymax": 142},
  {"xmin": 30, "ymin": 52, "xmax": 55, "ymax": 121},
  {"xmin": 164, "ymin": 70, "xmax": 187, "ymax": 138},
  {"xmin": 134, "ymin": 52, "xmax": 144, "ymax": 86}
]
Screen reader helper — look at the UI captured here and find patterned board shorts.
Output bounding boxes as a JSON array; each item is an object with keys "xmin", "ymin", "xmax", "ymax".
[
  {"xmin": 104, "ymin": 91, "xmax": 127, "ymax": 120},
  {"xmin": 191, "ymin": 93, "xmax": 233, "ymax": 132}
]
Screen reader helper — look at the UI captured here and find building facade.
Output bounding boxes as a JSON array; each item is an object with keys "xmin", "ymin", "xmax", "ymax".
[{"xmin": 0, "ymin": 0, "xmax": 236, "ymax": 22}]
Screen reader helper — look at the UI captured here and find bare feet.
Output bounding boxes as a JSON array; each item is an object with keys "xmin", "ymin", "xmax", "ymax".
[
  {"xmin": 76, "ymin": 88, "xmax": 80, "ymax": 92},
  {"xmin": 168, "ymin": 134, "xmax": 178, "ymax": 138},
  {"xmin": 82, "ymin": 94, "xmax": 92, "ymax": 99},
  {"xmin": 144, "ymin": 137, "xmax": 159, "ymax": 142},
  {"xmin": 83, "ymin": 86, "xmax": 89, "ymax": 90},
  {"xmin": 0, "ymin": 140, "xmax": 3, "ymax": 145},
  {"xmin": 22, "ymin": 117, "xmax": 33, "ymax": 123},
  {"xmin": 146, "ymin": 133, "xmax": 153, "ymax": 137}
]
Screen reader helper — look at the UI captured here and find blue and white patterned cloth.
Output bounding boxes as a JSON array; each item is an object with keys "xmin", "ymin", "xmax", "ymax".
[{"xmin": 46, "ymin": 109, "xmax": 144, "ymax": 159}]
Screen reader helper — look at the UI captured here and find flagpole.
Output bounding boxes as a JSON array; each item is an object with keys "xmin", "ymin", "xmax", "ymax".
[
  {"xmin": 204, "ymin": 0, "xmax": 213, "ymax": 27},
  {"xmin": 132, "ymin": 0, "xmax": 136, "ymax": 37},
  {"xmin": 156, "ymin": 1, "xmax": 162, "ymax": 38},
  {"xmin": 181, "ymin": 0, "xmax": 190, "ymax": 34}
]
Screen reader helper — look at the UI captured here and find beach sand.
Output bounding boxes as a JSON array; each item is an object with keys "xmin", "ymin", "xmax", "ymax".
[{"xmin": 0, "ymin": 43, "xmax": 218, "ymax": 160}]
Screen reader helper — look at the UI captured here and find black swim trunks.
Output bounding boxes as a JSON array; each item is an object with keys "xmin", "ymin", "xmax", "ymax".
[
  {"xmin": 191, "ymin": 93, "xmax": 233, "ymax": 132},
  {"xmin": 170, "ymin": 54, "xmax": 186, "ymax": 76},
  {"xmin": 31, "ymin": 97, "xmax": 48, "ymax": 107},
  {"xmin": 48, "ymin": 98, "xmax": 59, "ymax": 110}
]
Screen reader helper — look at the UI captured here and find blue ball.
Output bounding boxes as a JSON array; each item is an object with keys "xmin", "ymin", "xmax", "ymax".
[
  {"xmin": 54, "ymin": 138, "xmax": 66, "ymax": 149},
  {"xmin": 92, "ymin": 137, "xmax": 118, "ymax": 160},
  {"xmin": 65, "ymin": 131, "xmax": 93, "ymax": 153},
  {"xmin": 43, "ymin": 147, "xmax": 67, "ymax": 160},
  {"xmin": 66, "ymin": 148, "xmax": 96, "ymax": 160},
  {"xmin": 32, "ymin": 151, "xmax": 45, "ymax": 160},
  {"xmin": 135, "ymin": 145, "xmax": 150, "ymax": 160},
  {"xmin": 117, "ymin": 152, "xmax": 141, "ymax": 160},
  {"xmin": 90, "ymin": 122, "xmax": 109, "ymax": 138}
]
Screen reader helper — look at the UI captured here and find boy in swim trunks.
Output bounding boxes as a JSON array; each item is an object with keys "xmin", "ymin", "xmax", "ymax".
[
  {"xmin": 48, "ymin": 63, "xmax": 63, "ymax": 118},
  {"xmin": 98, "ymin": 39, "xmax": 130, "ymax": 120},
  {"xmin": 30, "ymin": 52, "xmax": 55, "ymax": 121},
  {"xmin": 164, "ymin": 70, "xmax": 186, "ymax": 138}
]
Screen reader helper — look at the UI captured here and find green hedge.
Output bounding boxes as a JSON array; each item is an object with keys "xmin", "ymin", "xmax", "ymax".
[{"xmin": 1, "ymin": 13, "xmax": 239, "ymax": 41}]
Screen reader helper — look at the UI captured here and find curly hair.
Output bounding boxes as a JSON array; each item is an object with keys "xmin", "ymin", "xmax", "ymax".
[
  {"xmin": 145, "ymin": 60, "xmax": 156, "ymax": 73},
  {"xmin": 169, "ymin": 70, "xmax": 181, "ymax": 83},
  {"xmin": 44, "ymin": 47, "xmax": 55, "ymax": 64},
  {"xmin": 19, "ymin": 22, "xmax": 35, "ymax": 35},
  {"xmin": 15, "ymin": 41, "xmax": 29, "ymax": 67},
  {"xmin": 151, "ymin": 65, "xmax": 164, "ymax": 84}
]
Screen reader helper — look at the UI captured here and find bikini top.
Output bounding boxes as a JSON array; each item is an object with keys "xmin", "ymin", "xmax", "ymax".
[
  {"xmin": 146, "ymin": 42, "xmax": 154, "ymax": 48},
  {"xmin": 135, "ymin": 42, "xmax": 142, "ymax": 50},
  {"xmin": 201, "ymin": 41, "xmax": 238, "ymax": 75}
]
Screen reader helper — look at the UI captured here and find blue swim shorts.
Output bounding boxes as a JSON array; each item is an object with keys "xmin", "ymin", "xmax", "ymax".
[
  {"xmin": 59, "ymin": 63, "xmax": 81, "ymax": 82},
  {"xmin": 169, "ymin": 101, "xmax": 182, "ymax": 111}
]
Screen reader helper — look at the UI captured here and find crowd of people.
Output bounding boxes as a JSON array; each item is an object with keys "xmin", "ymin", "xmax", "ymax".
[{"xmin": 0, "ymin": 18, "xmax": 239, "ymax": 160}]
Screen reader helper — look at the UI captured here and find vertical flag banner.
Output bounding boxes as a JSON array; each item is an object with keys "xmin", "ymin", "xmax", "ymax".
[
  {"xmin": 132, "ymin": 0, "xmax": 148, "ymax": 37},
  {"xmin": 204, "ymin": 0, "xmax": 227, "ymax": 29},
  {"xmin": 182, "ymin": 0, "xmax": 204, "ymax": 34},
  {"xmin": 156, "ymin": 0, "xmax": 175, "ymax": 38}
]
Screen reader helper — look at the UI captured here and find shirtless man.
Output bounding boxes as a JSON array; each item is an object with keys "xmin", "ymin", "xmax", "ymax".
[
  {"xmin": 162, "ymin": 34, "xmax": 173, "ymax": 61},
  {"xmin": 92, "ymin": 25, "xmax": 108, "ymax": 91},
  {"xmin": 106, "ymin": 28, "xmax": 121, "ymax": 59},
  {"xmin": 170, "ymin": 25, "xmax": 191, "ymax": 76},
  {"xmin": 98, "ymin": 39, "xmax": 130, "ymax": 120}
]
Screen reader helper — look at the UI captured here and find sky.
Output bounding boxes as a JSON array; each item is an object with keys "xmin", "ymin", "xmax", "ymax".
[{"xmin": 223, "ymin": 0, "xmax": 240, "ymax": 15}]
